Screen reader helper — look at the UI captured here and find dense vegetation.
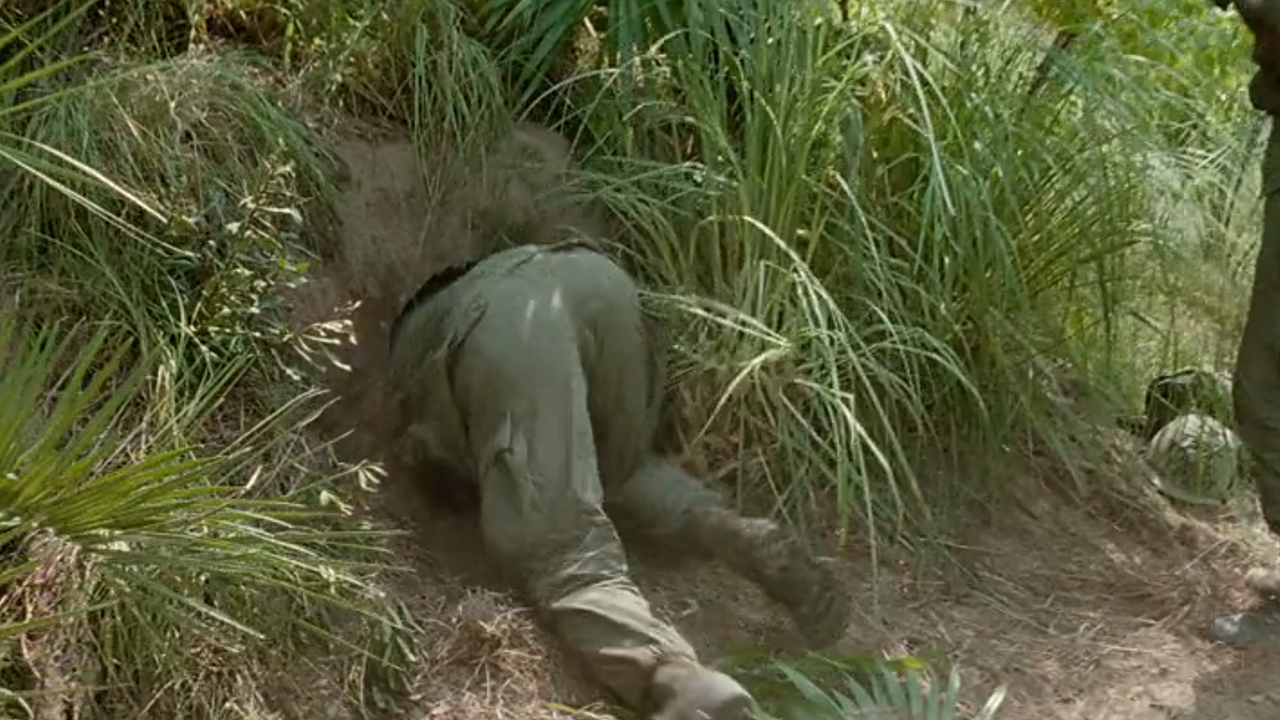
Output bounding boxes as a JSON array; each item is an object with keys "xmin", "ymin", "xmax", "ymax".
[{"xmin": 0, "ymin": 0, "xmax": 1258, "ymax": 718}]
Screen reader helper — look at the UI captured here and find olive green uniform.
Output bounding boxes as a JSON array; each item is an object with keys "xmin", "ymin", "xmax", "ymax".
[
  {"xmin": 386, "ymin": 240, "xmax": 852, "ymax": 715},
  {"xmin": 388, "ymin": 240, "xmax": 711, "ymax": 707}
]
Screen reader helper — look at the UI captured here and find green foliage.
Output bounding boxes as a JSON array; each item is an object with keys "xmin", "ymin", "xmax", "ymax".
[
  {"xmin": 1, "ymin": 18, "xmax": 344, "ymax": 399},
  {"xmin": 761, "ymin": 663, "xmax": 1006, "ymax": 720},
  {"xmin": 526, "ymin": 0, "xmax": 1261, "ymax": 545},
  {"xmin": 0, "ymin": 6, "xmax": 419, "ymax": 719},
  {"xmin": 480, "ymin": 0, "xmax": 716, "ymax": 99},
  {"xmin": 719, "ymin": 652, "xmax": 1007, "ymax": 720},
  {"xmin": 0, "ymin": 316, "xmax": 416, "ymax": 719},
  {"xmin": 356, "ymin": 0, "xmax": 510, "ymax": 163}
]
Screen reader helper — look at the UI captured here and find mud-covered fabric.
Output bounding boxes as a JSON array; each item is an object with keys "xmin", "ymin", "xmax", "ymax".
[
  {"xmin": 387, "ymin": 241, "xmax": 719, "ymax": 708},
  {"xmin": 388, "ymin": 241, "xmax": 852, "ymax": 707},
  {"xmin": 1235, "ymin": 125, "xmax": 1280, "ymax": 537}
]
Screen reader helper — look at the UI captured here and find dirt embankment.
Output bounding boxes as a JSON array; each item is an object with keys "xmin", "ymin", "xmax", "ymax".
[{"xmin": 288, "ymin": 122, "xmax": 1280, "ymax": 720}]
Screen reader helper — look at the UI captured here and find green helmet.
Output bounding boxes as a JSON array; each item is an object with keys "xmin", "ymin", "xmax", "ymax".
[{"xmin": 1144, "ymin": 413, "xmax": 1243, "ymax": 505}]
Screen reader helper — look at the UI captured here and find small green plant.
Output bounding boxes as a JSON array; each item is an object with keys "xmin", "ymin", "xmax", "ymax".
[
  {"xmin": 719, "ymin": 651, "xmax": 1008, "ymax": 720},
  {"xmin": 755, "ymin": 660, "xmax": 1006, "ymax": 720}
]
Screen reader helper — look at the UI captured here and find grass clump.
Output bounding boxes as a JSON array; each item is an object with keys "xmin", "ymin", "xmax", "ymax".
[
  {"xmin": 2, "ymin": 48, "xmax": 339, "ymax": 387},
  {"xmin": 515, "ymin": 0, "xmax": 1261, "ymax": 548},
  {"xmin": 0, "ymin": 5, "xmax": 419, "ymax": 719},
  {"xmin": 0, "ymin": 316, "xmax": 416, "ymax": 720}
]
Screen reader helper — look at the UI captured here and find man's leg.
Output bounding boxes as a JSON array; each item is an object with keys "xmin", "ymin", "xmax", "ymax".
[
  {"xmin": 1212, "ymin": 121, "xmax": 1280, "ymax": 646},
  {"xmin": 1236, "ymin": 125, "xmax": 1280, "ymax": 540},
  {"xmin": 614, "ymin": 455, "xmax": 852, "ymax": 647},
  {"xmin": 555, "ymin": 250, "xmax": 853, "ymax": 649},
  {"xmin": 450, "ymin": 305, "xmax": 750, "ymax": 718}
]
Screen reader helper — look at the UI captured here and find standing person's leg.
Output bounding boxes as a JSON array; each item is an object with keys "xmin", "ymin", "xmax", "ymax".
[
  {"xmin": 448, "ymin": 274, "xmax": 751, "ymax": 719},
  {"xmin": 1211, "ymin": 122, "xmax": 1280, "ymax": 645},
  {"xmin": 1236, "ymin": 125, "xmax": 1280, "ymax": 540},
  {"xmin": 1200, "ymin": 0, "xmax": 1280, "ymax": 646}
]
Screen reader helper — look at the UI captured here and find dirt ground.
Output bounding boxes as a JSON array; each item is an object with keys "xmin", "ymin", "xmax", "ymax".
[{"xmin": 288, "ymin": 123, "xmax": 1280, "ymax": 720}]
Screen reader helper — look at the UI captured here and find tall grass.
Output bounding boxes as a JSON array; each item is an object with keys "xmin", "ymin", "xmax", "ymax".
[
  {"xmin": 0, "ymin": 315, "xmax": 416, "ymax": 719},
  {"xmin": 526, "ymin": 0, "xmax": 1259, "ymax": 550},
  {"xmin": 1, "ymin": 4, "xmax": 419, "ymax": 719},
  {"xmin": 1, "ymin": 48, "xmax": 344, "ymax": 412}
]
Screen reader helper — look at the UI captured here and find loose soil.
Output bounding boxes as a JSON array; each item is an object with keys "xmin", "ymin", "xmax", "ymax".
[{"xmin": 289, "ymin": 123, "xmax": 1280, "ymax": 720}]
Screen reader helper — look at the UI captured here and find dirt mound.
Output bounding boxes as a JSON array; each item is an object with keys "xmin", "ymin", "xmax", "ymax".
[
  {"xmin": 286, "ymin": 120, "xmax": 611, "ymax": 718},
  {"xmin": 286, "ymin": 125, "xmax": 1280, "ymax": 720}
]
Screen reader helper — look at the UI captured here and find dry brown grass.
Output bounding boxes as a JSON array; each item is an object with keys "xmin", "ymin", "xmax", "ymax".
[{"xmin": 2, "ymin": 534, "xmax": 97, "ymax": 720}]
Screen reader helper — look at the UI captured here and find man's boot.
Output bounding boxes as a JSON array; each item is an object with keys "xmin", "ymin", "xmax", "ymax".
[
  {"xmin": 1206, "ymin": 567, "xmax": 1280, "ymax": 646},
  {"xmin": 1210, "ymin": 611, "xmax": 1280, "ymax": 646},
  {"xmin": 686, "ymin": 506, "xmax": 851, "ymax": 647},
  {"xmin": 649, "ymin": 660, "xmax": 754, "ymax": 720}
]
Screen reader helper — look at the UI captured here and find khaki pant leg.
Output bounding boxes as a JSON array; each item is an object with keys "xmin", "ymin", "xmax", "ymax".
[
  {"xmin": 615, "ymin": 455, "xmax": 727, "ymax": 539},
  {"xmin": 450, "ymin": 299, "xmax": 697, "ymax": 711},
  {"xmin": 537, "ymin": 248, "xmax": 728, "ymax": 530},
  {"xmin": 1236, "ymin": 120, "xmax": 1280, "ymax": 535}
]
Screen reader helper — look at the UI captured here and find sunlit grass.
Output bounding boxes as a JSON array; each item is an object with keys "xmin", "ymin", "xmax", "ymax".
[{"xmin": 535, "ymin": 0, "xmax": 1259, "ymax": 552}]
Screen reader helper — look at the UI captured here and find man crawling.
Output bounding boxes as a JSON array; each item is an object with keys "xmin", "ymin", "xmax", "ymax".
[{"xmin": 386, "ymin": 238, "xmax": 851, "ymax": 719}]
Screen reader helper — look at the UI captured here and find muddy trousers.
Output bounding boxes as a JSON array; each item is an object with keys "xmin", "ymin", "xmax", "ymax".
[
  {"xmin": 446, "ymin": 248, "xmax": 732, "ymax": 711},
  {"xmin": 1235, "ymin": 122, "xmax": 1280, "ymax": 535}
]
